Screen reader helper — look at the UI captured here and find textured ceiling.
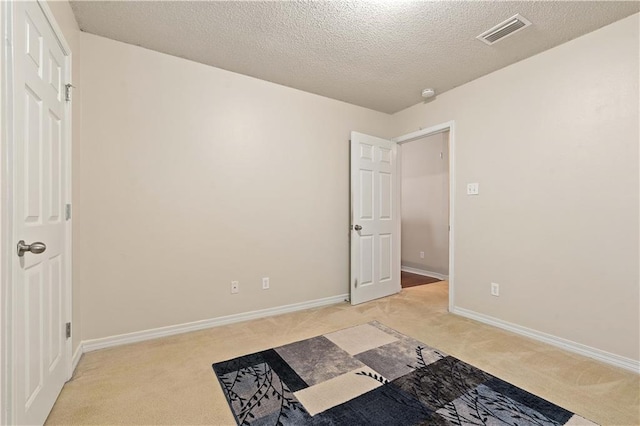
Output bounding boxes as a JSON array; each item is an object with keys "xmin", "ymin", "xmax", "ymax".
[{"xmin": 70, "ymin": 1, "xmax": 639, "ymax": 114}]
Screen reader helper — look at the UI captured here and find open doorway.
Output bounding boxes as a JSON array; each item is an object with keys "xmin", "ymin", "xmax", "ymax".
[
  {"xmin": 392, "ymin": 121, "xmax": 455, "ymax": 310},
  {"xmin": 399, "ymin": 131, "xmax": 450, "ymax": 288}
]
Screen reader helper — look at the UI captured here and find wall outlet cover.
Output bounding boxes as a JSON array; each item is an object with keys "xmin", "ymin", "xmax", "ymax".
[{"xmin": 491, "ymin": 282, "xmax": 499, "ymax": 296}]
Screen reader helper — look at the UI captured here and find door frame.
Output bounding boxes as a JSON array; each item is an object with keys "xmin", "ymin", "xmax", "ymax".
[
  {"xmin": 1, "ymin": 1, "xmax": 73, "ymax": 423},
  {"xmin": 393, "ymin": 121, "xmax": 455, "ymax": 312}
]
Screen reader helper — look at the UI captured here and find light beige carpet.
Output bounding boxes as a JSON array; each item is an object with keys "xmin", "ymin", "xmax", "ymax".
[{"xmin": 46, "ymin": 282, "xmax": 640, "ymax": 425}]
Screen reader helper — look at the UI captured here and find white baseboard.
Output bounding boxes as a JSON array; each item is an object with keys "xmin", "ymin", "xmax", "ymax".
[
  {"xmin": 71, "ymin": 343, "xmax": 83, "ymax": 374},
  {"xmin": 401, "ymin": 266, "xmax": 448, "ymax": 281},
  {"xmin": 452, "ymin": 306, "xmax": 640, "ymax": 374},
  {"xmin": 82, "ymin": 293, "xmax": 349, "ymax": 353}
]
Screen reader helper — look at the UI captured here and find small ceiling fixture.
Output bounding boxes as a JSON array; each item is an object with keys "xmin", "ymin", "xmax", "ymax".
[
  {"xmin": 421, "ymin": 88, "xmax": 435, "ymax": 98},
  {"xmin": 477, "ymin": 14, "xmax": 532, "ymax": 45}
]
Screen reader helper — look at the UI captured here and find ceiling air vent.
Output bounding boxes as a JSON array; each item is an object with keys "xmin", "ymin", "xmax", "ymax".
[{"xmin": 476, "ymin": 14, "xmax": 532, "ymax": 45}]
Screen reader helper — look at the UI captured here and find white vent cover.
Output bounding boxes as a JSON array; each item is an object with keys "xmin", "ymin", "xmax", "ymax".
[{"xmin": 476, "ymin": 14, "xmax": 532, "ymax": 45}]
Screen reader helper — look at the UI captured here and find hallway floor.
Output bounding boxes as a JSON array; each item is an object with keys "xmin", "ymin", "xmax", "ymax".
[
  {"xmin": 400, "ymin": 270, "xmax": 442, "ymax": 288},
  {"xmin": 46, "ymin": 282, "xmax": 639, "ymax": 425}
]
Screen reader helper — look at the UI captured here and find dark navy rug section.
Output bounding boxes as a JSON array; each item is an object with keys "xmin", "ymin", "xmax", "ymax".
[
  {"xmin": 309, "ymin": 384, "xmax": 443, "ymax": 425},
  {"xmin": 212, "ymin": 321, "xmax": 597, "ymax": 426}
]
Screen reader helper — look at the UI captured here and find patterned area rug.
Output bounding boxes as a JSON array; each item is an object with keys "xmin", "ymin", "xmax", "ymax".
[{"xmin": 212, "ymin": 322, "xmax": 596, "ymax": 426}]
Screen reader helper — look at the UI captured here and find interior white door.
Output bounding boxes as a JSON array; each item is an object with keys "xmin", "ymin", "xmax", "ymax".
[
  {"xmin": 350, "ymin": 132, "xmax": 400, "ymax": 305},
  {"xmin": 13, "ymin": 1, "xmax": 69, "ymax": 424}
]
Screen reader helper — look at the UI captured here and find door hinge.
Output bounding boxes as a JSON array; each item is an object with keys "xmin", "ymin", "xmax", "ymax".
[
  {"xmin": 354, "ymin": 278, "xmax": 358, "ymax": 288},
  {"xmin": 66, "ymin": 322, "xmax": 71, "ymax": 339},
  {"xmin": 65, "ymin": 83, "xmax": 74, "ymax": 102},
  {"xmin": 65, "ymin": 204, "xmax": 72, "ymax": 220}
]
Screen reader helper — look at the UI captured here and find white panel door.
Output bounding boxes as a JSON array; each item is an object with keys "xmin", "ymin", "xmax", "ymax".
[
  {"xmin": 350, "ymin": 132, "xmax": 400, "ymax": 305},
  {"xmin": 13, "ymin": 1, "xmax": 69, "ymax": 424}
]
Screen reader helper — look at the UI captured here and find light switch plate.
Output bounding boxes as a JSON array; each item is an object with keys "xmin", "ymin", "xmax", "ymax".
[{"xmin": 467, "ymin": 183, "xmax": 479, "ymax": 195}]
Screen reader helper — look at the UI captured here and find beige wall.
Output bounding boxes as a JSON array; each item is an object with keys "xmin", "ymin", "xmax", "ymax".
[
  {"xmin": 48, "ymin": 0, "xmax": 83, "ymax": 355},
  {"xmin": 401, "ymin": 132, "xmax": 449, "ymax": 275},
  {"xmin": 44, "ymin": 3, "xmax": 638, "ymax": 364},
  {"xmin": 76, "ymin": 32, "xmax": 393, "ymax": 340},
  {"xmin": 393, "ymin": 14, "xmax": 639, "ymax": 361}
]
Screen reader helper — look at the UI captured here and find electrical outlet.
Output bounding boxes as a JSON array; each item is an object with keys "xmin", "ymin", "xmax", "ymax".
[
  {"xmin": 419, "ymin": 251, "xmax": 425, "ymax": 259},
  {"xmin": 262, "ymin": 277, "xmax": 270, "ymax": 290},
  {"xmin": 231, "ymin": 281, "xmax": 239, "ymax": 294},
  {"xmin": 467, "ymin": 183, "xmax": 479, "ymax": 195},
  {"xmin": 491, "ymin": 282, "xmax": 499, "ymax": 297}
]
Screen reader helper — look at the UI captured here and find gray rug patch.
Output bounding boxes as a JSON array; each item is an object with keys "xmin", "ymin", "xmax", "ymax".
[
  {"xmin": 275, "ymin": 336, "xmax": 365, "ymax": 386},
  {"xmin": 356, "ymin": 339, "xmax": 445, "ymax": 381}
]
